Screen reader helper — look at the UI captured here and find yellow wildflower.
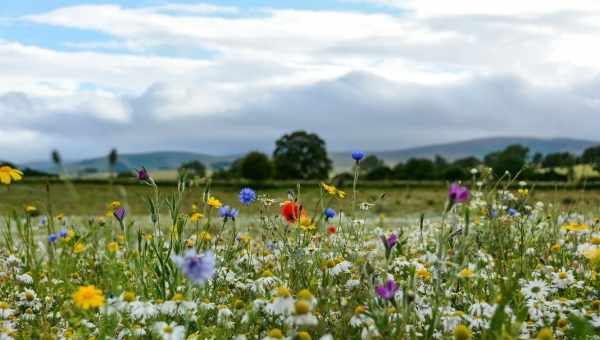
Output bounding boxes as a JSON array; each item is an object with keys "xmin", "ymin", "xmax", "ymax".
[
  {"xmin": 73, "ymin": 243, "xmax": 85, "ymax": 253},
  {"xmin": 106, "ymin": 242, "xmax": 119, "ymax": 253},
  {"xmin": 110, "ymin": 201, "xmax": 121, "ymax": 209},
  {"xmin": 583, "ymin": 248, "xmax": 600, "ymax": 265},
  {"xmin": 561, "ymin": 223, "xmax": 591, "ymax": 233},
  {"xmin": 0, "ymin": 166, "xmax": 23, "ymax": 185},
  {"xmin": 73, "ymin": 285, "xmax": 105, "ymax": 310},
  {"xmin": 299, "ymin": 217, "xmax": 316, "ymax": 232},
  {"xmin": 321, "ymin": 182, "xmax": 346, "ymax": 199},
  {"xmin": 458, "ymin": 268, "xmax": 475, "ymax": 279},
  {"xmin": 190, "ymin": 212, "xmax": 204, "ymax": 222},
  {"xmin": 63, "ymin": 228, "xmax": 75, "ymax": 242},
  {"xmin": 198, "ymin": 231, "xmax": 212, "ymax": 241},
  {"xmin": 416, "ymin": 268, "xmax": 432, "ymax": 282},
  {"xmin": 207, "ymin": 196, "xmax": 222, "ymax": 209}
]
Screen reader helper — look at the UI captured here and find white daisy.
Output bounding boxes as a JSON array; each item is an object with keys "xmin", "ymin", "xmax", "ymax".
[
  {"xmin": 521, "ymin": 279, "xmax": 550, "ymax": 300},
  {"xmin": 153, "ymin": 321, "xmax": 186, "ymax": 340}
]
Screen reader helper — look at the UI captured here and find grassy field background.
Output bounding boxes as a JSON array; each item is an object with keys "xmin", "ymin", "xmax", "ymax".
[{"xmin": 2, "ymin": 180, "xmax": 600, "ymax": 218}]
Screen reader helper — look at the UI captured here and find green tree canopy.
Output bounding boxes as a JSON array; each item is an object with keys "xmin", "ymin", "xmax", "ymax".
[
  {"xmin": 542, "ymin": 152, "xmax": 576, "ymax": 168},
  {"xmin": 241, "ymin": 151, "xmax": 273, "ymax": 181},
  {"xmin": 484, "ymin": 144, "xmax": 529, "ymax": 177},
  {"xmin": 273, "ymin": 131, "xmax": 332, "ymax": 180}
]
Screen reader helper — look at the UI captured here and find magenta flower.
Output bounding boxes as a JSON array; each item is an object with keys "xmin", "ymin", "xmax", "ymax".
[
  {"xmin": 137, "ymin": 167, "xmax": 155, "ymax": 185},
  {"xmin": 113, "ymin": 207, "xmax": 126, "ymax": 222},
  {"xmin": 375, "ymin": 279, "xmax": 399, "ymax": 300},
  {"xmin": 448, "ymin": 182, "xmax": 470, "ymax": 203},
  {"xmin": 381, "ymin": 233, "xmax": 398, "ymax": 249},
  {"xmin": 381, "ymin": 233, "xmax": 399, "ymax": 260}
]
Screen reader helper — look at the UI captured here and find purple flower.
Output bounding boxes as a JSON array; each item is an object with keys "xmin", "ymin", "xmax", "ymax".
[
  {"xmin": 381, "ymin": 233, "xmax": 398, "ymax": 249},
  {"xmin": 48, "ymin": 234, "xmax": 58, "ymax": 243},
  {"xmin": 59, "ymin": 229, "xmax": 68, "ymax": 238},
  {"xmin": 172, "ymin": 250, "xmax": 215, "ymax": 284},
  {"xmin": 381, "ymin": 233, "xmax": 399, "ymax": 259},
  {"xmin": 375, "ymin": 279, "xmax": 400, "ymax": 300},
  {"xmin": 239, "ymin": 188, "xmax": 257, "ymax": 206},
  {"xmin": 113, "ymin": 207, "xmax": 126, "ymax": 222},
  {"xmin": 352, "ymin": 151, "xmax": 365, "ymax": 162},
  {"xmin": 448, "ymin": 182, "xmax": 470, "ymax": 203},
  {"xmin": 219, "ymin": 205, "xmax": 238, "ymax": 221},
  {"xmin": 324, "ymin": 208, "xmax": 336, "ymax": 219}
]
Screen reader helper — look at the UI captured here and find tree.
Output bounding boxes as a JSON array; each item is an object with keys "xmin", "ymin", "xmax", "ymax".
[
  {"xmin": 542, "ymin": 152, "xmax": 576, "ymax": 168},
  {"xmin": 360, "ymin": 155, "xmax": 385, "ymax": 174},
  {"xmin": 452, "ymin": 156, "xmax": 481, "ymax": 170},
  {"xmin": 399, "ymin": 158, "xmax": 436, "ymax": 180},
  {"xmin": 442, "ymin": 166, "xmax": 468, "ymax": 181},
  {"xmin": 365, "ymin": 166, "xmax": 394, "ymax": 180},
  {"xmin": 273, "ymin": 131, "xmax": 332, "ymax": 180},
  {"xmin": 581, "ymin": 145, "xmax": 600, "ymax": 171},
  {"xmin": 51, "ymin": 149, "xmax": 63, "ymax": 175},
  {"xmin": 532, "ymin": 152, "xmax": 544, "ymax": 167},
  {"xmin": 484, "ymin": 144, "xmax": 529, "ymax": 178},
  {"xmin": 178, "ymin": 160, "xmax": 206, "ymax": 178},
  {"xmin": 241, "ymin": 151, "xmax": 273, "ymax": 181},
  {"xmin": 108, "ymin": 148, "xmax": 118, "ymax": 178},
  {"xmin": 392, "ymin": 162, "xmax": 405, "ymax": 180}
]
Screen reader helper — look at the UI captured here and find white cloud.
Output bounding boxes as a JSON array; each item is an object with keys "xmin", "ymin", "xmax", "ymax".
[
  {"xmin": 358, "ymin": 0, "xmax": 600, "ymax": 17},
  {"xmin": 3, "ymin": 2, "xmax": 600, "ymax": 162}
]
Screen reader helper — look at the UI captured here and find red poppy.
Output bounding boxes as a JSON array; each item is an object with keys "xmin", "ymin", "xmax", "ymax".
[
  {"xmin": 327, "ymin": 226, "xmax": 337, "ymax": 234},
  {"xmin": 281, "ymin": 201, "xmax": 301, "ymax": 223}
]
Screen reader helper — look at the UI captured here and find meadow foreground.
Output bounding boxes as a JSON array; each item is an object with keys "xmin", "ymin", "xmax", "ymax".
[{"xmin": 0, "ymin": 164, "xmax": 599, "ymax": 339}]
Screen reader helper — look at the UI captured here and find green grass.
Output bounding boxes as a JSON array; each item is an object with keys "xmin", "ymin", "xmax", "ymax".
[{"xmin": 3, "ymin": 181, "xmax": 600, "ymax": 218}]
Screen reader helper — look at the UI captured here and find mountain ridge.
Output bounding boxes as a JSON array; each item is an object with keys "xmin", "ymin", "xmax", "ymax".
[{"xmin": 21, "ymin": 136, "xmax": 600, "ymax": 173}]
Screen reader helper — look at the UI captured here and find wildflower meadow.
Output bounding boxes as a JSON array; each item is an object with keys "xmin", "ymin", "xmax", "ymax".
[{"xmin": 0, "ymin": 157, "xmax": 600, "ymax": 340}]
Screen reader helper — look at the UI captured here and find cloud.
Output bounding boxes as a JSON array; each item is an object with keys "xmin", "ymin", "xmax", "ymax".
[
  {"xmin": 354, "ymin": 0, "xmax": 600, "ymax": 17},
  {"xmin": 2, "ymin": 2, "xmax": 600, "ymax": 162},
  {"xmin": 3, "ymin": 71, "xmax": 600, "ymax": 164}
]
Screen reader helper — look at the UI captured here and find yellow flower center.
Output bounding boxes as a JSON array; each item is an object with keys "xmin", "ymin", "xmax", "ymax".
[
  {"xmin": 267, "ymin": 329, "xmax": 284, "ymax": 338},
  {"xmin": 295, "ymin": 300, "xmax": 311, "ymax": 315},
  {"xmin": 453, "ymin": 324, "xmax": 472, "ymax": 340},
  {"xmin": 536, "ymin": 327, "xmax": 553, "ymax": 340}
]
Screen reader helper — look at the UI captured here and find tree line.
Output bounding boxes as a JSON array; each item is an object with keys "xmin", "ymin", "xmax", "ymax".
[
  {"xmin": 5, "ymin": 131, "xmax": 600, "ymax": 182},
  {"xmin": 189, "ymin": 131, "xmax": 600, "ymax": 182}
]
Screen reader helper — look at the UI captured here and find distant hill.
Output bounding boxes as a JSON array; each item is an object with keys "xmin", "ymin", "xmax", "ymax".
[
  {"xmin": 21, "ymin": 137, "xmax": 600, "ymax": 175},
  {"xmin": 22, "ymin": 151, "xmax": 238, "ymax": 175},
  {"xmin": 330, "ymin": 137, "xmax": 600, "ymax": 170}
]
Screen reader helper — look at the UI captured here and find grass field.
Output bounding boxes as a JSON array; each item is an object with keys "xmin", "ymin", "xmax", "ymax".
[{"xmin": 3, "ymin": 180, "xmax": 600, "ymax": 218}]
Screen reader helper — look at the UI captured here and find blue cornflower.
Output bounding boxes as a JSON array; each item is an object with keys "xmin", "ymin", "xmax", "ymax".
[
  {"xmin": 59, "ymin": 229, "xmax": 68, "ymax": 238},
  {"xmin": 219, "ymin": 205, "xmax": 238, "ymax": 221},
  {"xmin": 324, "ymin": 208, "xmax": 336, "ymax": 219},
  {"xmin": 239, "ymin": 188, "xmax": 257, "ymax": 206},
  {"xmin": 171, "ymin": 250, "xmax": 215, "ymax": 284},
  {"xmin": 507, "ymin": 207, "xmax": 520, "ymax": 217},
  {"xmin": 352, "ymin": 151, "xmax": 365, "ymax": 162},
  {"xmin": 48, "ymin": 234, "xmax": 58, "ymax": 243}
]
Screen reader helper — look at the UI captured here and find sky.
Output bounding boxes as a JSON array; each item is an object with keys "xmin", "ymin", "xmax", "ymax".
[{"xmin": 3, "ymin": 1, "xmax": 600, "ymax": 162}]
